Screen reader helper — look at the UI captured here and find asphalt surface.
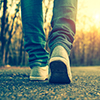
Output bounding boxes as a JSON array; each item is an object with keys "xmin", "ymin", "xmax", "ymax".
[{"xmin": 0, "ymin": 66, "xmax": 100, "ymax": 100}]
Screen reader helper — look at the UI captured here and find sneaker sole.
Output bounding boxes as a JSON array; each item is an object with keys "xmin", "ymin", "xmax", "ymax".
[
  {"xmin": 49, "ymin": 57, "xmax": 71, "ymax": 84},
  {"xmin": 30, "ymin": 76, "xmax": 48, "ymax": 81}
]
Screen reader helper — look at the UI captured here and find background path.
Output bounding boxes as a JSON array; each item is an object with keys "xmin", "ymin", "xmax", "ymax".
[{"xmin": 0, "ymin": 66, "xmax": 100, "ymax": 100}]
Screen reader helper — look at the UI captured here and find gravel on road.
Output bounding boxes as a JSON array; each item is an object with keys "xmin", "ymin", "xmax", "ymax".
[{"xmin": 0, "ymin": 66, "xmax": 100, "ymax": 100}]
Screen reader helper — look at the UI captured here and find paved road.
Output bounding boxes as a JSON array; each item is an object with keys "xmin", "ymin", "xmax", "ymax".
[{"xmin": 0, "ymin": 67, "xmax": 100, "ymax": 100}]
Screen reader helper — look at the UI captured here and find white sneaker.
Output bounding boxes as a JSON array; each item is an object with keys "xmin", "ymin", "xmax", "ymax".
[
  {"xmin": 30, "ymin": 66, "xmax": 48, "ymax": 80},
  {"xmin": 49, "ymin": 46, "xmax": 72, "ymax": 83}
]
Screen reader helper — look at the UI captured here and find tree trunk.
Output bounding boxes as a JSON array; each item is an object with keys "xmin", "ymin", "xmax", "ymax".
[
  {"xmin": 18, "ymin": 37, "xmax": 23, "ymax": 65},
  {"xmin": 0, "ymin": 0, "xmax": 7, "ymax": 66}
]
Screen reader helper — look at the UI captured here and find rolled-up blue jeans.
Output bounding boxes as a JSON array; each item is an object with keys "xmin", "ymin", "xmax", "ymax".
[{"xmin": 21, "ymin": 0, "xmax": 77, "ymax": 68}]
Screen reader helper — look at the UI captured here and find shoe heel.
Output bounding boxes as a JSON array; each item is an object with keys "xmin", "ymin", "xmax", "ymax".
[{"xmin": 49, "ymin": 60, "xmax": 71, "ymax": 84}]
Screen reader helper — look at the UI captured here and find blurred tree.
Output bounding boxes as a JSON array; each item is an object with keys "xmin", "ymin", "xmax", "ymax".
[
  {"xmin": 70, "ymin": 0, "xmax": 100, "ymax": 66},
  {"xmin": 0, "ymin": 0, "xmax": 7, "ymax": 66},
  {"xmin": 43, "ymin": 0, "xmax": 53, "ymax": 50},
  {"xmin": 0, "ymin": 0, "xmax": 21, "ymax": 66},
  {"xmin": 6, "ymin": 1, "xmax": 21, "ymax": 65}
]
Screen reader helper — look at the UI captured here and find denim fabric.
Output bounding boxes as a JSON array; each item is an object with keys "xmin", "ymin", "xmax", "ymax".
[
  {"xmin": 21, "ymin": 0, "xmax": 49, "ymax": 68},
  {"xmin": 48, "ymin": 0, "xmax": 77, "ymax": 55},
  {"xmin": 21, "ymin": 0, "xmax": 77, "ymax": 68}
]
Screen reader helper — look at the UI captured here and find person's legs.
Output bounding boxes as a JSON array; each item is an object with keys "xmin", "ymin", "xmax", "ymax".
[
  {"xmin": 48, "ymin": 0, "xmax": 77, "ymax": 83},
  {"xmin": 21, "ymin": 0, "xmax": 49, "ymax": 80}
]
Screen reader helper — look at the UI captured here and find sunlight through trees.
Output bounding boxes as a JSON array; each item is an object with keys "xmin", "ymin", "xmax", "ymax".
[{"xmin": 0, "ymin": 0, "xmax": 100, "ymax": 66}]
